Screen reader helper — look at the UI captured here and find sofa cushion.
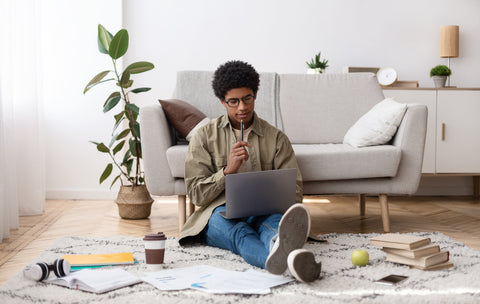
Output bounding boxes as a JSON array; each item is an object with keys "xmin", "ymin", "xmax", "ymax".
[
  {"xmin": 278, "ymin": 73, "xmax": 385, "ymax": 144},
  {"xmin": 166, "ymin": 143, "xmax": 401, "ymax": 181},
  {"xmin": 293, "ymin": 143, "xmax": 401, "ymax": 181},
  {"xmin": 343, "ymin": 98, "xmax": 407, "ymax": 147}
]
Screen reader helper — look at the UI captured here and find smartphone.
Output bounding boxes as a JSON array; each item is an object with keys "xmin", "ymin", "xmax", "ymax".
[{"xmin": 375, "ymin": 274, "xmax": 408, "ymax": 285}]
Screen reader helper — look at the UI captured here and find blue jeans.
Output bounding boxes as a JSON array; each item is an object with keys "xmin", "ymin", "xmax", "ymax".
[{"xmin": 204, "ymin": 205, "xmax": 282, "ymax": 268}]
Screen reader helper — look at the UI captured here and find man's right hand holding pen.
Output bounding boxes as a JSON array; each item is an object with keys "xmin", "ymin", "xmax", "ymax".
[
  {"xmin": 224, "ymin": 121, "xmax": 249, "ymax": 175},
  {"xmin": 224, "ymin": 140, "xmax": 249, "ymax": 175}
]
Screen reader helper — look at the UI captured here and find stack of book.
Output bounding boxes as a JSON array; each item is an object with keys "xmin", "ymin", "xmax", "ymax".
[{"xmin": 370, "ymin": 234, "xmax": 453, "ymax": 271}]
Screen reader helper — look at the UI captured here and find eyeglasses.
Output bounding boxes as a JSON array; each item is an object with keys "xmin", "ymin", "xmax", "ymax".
[{"xmin": 223, "ymin": 94, "xmax": 255, "ymax": 108}]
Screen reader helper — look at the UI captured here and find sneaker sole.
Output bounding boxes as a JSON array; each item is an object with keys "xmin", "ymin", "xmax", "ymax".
[
  {"xmin": 265, "ymin": 204, "xmax": 311, "ymax": 274},
  {"xmin": 288, "ymin": 249, "xmax": 321, "ymax": 283}
]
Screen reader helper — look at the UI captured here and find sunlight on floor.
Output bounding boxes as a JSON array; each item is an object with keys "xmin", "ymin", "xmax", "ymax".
[{"xmin": 303, "ymin": 198, "xmax": 331, "ymax": 204}]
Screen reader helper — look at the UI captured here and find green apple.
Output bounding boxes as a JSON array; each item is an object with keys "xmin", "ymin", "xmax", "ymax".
[{"xmin": 351, "ymin": 249, "xmax": 369, "ymax": 266}]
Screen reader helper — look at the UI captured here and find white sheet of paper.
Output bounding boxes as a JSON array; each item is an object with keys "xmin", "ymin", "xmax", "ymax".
[{"xmin": 141, "ymin": 265, "xmax": 293, "ymax": 294}]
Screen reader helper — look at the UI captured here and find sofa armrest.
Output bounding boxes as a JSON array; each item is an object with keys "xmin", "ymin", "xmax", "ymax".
[
  {"xmin": 390, "ymin": 104, "xmax": 428, "ymax": 194},
  {"xmin": 139, "ymin": 105, "xmax": 176, "ymax": 196}
]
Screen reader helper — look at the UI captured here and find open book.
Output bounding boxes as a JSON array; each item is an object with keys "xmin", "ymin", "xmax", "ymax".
[{"xmin": 47, "ymin": 268, "xmax": 141, "ymax": 294}]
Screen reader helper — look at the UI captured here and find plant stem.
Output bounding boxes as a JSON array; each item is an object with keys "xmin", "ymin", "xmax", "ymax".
[
  {"xmin": 107, "ymin": 150, "xmax": 134, "ymax": 184},
  {"xmin": 113, "ymin": 58, "xmax": 141, "ymax": 187}
]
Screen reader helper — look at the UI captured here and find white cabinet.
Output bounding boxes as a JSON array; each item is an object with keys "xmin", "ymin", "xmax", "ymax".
[
  {"xmin": 384, "ymin": 88, "xmax": 480, "ymax": 175},
  {"xmin": 383, "ymin": 89, "xmax": 436, "ymax": 173},
  {"xmin": 436, "ymin": 90, "xmax": 480, "ymax": 173}
]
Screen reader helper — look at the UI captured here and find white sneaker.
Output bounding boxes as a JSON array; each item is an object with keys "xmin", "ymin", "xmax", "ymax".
[
  {"xmin": 265, "ymin": 203, "xmax": 311, "ymax": 274},
  {"xmin": 287, "ymin": 249, "xmax": 322, "ymax": 283}
]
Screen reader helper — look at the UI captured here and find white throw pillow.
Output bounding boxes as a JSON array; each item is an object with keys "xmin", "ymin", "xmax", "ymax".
[{"xmin": 343, "ymin": 98, "xmax": 407, "ymax": 148}]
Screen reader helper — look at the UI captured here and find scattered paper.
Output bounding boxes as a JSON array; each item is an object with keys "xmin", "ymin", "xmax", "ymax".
[{"xmin": 141, "ymin": 265, "xmax": 293, "ymax": 294}]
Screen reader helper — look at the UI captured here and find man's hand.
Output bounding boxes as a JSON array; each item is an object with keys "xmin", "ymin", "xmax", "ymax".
[{"xmin": 223, "ymin": 141, "xmax": 250, "ymax": 175}]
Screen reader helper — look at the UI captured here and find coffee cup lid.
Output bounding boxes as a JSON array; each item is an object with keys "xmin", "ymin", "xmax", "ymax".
[{"xmin": 143, "ymin": 232, "xmax": 166, "ymax": 241}]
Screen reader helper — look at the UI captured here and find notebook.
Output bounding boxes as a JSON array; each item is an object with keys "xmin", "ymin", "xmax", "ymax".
[
  {"xmin": 62, "ymin": 252, "xmax": 135, "ymax": 267},
  {"xmin": 221, "ymin": 168, "xmax": 297, "ymax": 219}
]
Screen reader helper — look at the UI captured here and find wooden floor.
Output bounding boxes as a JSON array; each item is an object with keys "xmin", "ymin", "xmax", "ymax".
[{"xmin": 1, "ymin": 195, "xmax": 480, "ymax": 285}]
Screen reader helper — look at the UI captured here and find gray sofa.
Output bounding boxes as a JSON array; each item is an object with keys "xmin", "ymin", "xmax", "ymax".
[{"xmin": 140, "ymin": 72, "xmax": 427, "ymax": 233}]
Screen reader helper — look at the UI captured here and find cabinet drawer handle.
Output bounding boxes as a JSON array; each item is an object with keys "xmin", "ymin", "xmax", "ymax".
[{"xmin": 441, "ymin": 123, "xmax": 445, "ymax": 141}]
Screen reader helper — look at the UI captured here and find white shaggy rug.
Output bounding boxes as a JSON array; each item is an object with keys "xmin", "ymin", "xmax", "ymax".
[{"xmin": 0, "ymin": 232, "xmax": 479, "ymax": 303}]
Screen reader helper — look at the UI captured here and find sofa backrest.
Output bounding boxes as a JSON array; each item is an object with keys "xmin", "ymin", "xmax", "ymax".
[
  {"xmin": 174, "ymin": 71, "xmax": 281, "ymax": 128},
  {"xmin": 278, "ymin": 73, "xmax": 385, "ymax": 144}
]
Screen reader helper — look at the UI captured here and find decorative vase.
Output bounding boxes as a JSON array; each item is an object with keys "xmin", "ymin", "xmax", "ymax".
[
  {"xmin": 307, "ymin": 68, "xmax": 324, "ymax": 74},
  {"xmin": 432, "ymin": 76, "xmax": 447, "ymax": 88},
  {"xmin": 115, "ymin": 185, "xmax": 154, "ymax": 219}
]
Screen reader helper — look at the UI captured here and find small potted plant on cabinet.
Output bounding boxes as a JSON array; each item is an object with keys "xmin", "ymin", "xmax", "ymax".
[
  {"xmin": 430, "ymin": 65, "xmax": 451, "ymax": 88},
  {"xmin": 306, "ymin": 51, "xmax": 329, "ymax": 74},
  {"xmin": 84, "ymin": 24, "xmax": 155, "ymax": 219}
]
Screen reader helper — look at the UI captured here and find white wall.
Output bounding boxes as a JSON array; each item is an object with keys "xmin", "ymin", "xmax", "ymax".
[
  {"xmin": 44, "ymin": 0, "xmax": 480, "ymax": 198},
  {"xmin": 42, "ymin": 0, "xmax": 122, "ymax": 199}
]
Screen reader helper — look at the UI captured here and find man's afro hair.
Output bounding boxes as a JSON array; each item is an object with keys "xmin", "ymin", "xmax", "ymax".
[{"xmin": 212, "ymin": 60, "xmax": 260, "ymax": 99}]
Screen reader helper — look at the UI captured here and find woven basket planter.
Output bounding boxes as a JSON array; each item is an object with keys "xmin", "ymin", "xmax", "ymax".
[{"xmin": 115, "ymin": 185, "xmax": 154, "ymax": 219}]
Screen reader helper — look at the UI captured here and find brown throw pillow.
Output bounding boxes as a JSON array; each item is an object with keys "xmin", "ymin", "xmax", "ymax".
[{"xmin": 158, "ymin": 99, "xmax": 207, "ymax": 139}]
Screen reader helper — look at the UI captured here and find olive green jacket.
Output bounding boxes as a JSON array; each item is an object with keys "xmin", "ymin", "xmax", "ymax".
[{"xmin": 179, "ymin": 112, "xmax": 303, "ymax": 244}]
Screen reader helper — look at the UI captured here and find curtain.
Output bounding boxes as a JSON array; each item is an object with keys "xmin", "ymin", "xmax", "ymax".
[{"xmin": 0, "ymin": 0, "xmax": 46, "ymax": 242}]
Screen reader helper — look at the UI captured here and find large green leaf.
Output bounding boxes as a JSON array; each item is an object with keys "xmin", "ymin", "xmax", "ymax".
[
  {"xmin": 114, "ymin": 111, "xmax": 125, "ymax": 124},
  {"xmin": 113, "ymin": 111, "xmax": 126, "ymax": 130},
  {"xmin": 113, "ymin": 140, "xmax": 125, "ymax": 155},
  {"xmin": 99, "ymin": 163, "xmax": 113, "ymax": 184},
  {"xmin": 129, "ymin": 138, "xmax": 137, "ymax": 157},
  {"xmin": 110, "ymin": 175, "xmax": 121, "ymax": 189},
  {"xmin": 117, "ymin": 129, "xmax": 130, "ymax": 140},
  {"xmin": 103, "ymin": 92, "xmax": 120, "ymax": 107},
  {"xmin": 133, "ymin": 122, "xmax": 140, "ymax": 139},
  {"xmin": 130, "ymin": 87, "xmax": 151, "ymax": 94},
  {"xmin": 109, "ymin": 29, "xmax": 129, "ymax": 59},
  {"xmin": 120, "ymin": 70, "xmax": 131, "ymax": 87},
  {"xmin": 83, "ymin": 71, "xmax": 111, "ymax": 94},
  {"xmin": 124, "ymin": 80, "xmax": 133, "ymax": 89},
  {"xmin": 125, "ymin": 105, "xmax": 138, "ymax": 121},
  {"xmin": 125, "ymin": 159, "xmax": 134, "ymax": 175},
  {"xmin": 103, "ymin": 94, "xmax": 121, "ymax": 113},
  {"xmin": 96, "ymin": 142, "xmax": 110, "ymax": 153},
  {"xmin": 122, "ymin": 150, "xmax": 131, "ymax": 164},
  {"xmin": 126, "ymin": 103, "xmax": 139, "ymax": 114},
  {"xmin": 125, "ymin": 61, "xmax": 154, "ymax": 74},
  {"xmin": 98, "ymin": 24, "xmax": 113, "ymax": 54}
]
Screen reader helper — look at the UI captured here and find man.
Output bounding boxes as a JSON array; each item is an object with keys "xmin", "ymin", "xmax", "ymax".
[{"xmin": 179, "ymin": 60, "xmax": 320, "ymax": 282}]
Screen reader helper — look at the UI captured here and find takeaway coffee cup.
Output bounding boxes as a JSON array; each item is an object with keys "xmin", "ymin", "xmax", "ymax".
[{"xmin": 143, "ymin": 232, "xmax": 166, "ymax": 270}]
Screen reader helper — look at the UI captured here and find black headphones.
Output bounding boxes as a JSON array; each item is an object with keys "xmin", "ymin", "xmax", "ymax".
[{"xmin": 23, "ymin": 259, "xmax": 71, "ymax": 281}]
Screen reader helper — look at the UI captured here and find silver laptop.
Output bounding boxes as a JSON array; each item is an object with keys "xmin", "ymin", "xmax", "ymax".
[{"xmin": 220, "ymin": 168, "xmax": 297, "ymax": 219}]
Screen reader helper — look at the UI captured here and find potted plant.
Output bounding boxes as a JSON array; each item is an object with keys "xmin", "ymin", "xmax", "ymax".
[
  {"xmin": 306, "ymin": 51, "xmax": 329, "ymax": 74},
  {"xmin": 430, "ymin": 65, "xmax": 451, "ymax": 88},
  {"xmin": 84, "ymin": 24, "xmax": 155, "ymax": 219}
]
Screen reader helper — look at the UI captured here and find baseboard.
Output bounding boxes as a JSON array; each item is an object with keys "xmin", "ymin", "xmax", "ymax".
[{"xmin": 47, "ymin": 176, "xmax": 475, "ymax": 200}]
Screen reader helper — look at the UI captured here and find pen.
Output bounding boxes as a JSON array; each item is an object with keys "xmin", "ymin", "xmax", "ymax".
[{"xmin": 240, "ymin": 120, "xmax": 244, "ymax": 141}]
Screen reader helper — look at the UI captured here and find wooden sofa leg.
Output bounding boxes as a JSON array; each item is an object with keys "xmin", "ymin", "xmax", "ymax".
[
  {"xmin": 379, "ymin": 194, "xmax": 390, "ymax": 232},
  {"xmin": 178, "ymin": 195, "xmax": 186, "ymax": 230},
  {"xmin": 359, "ymin": 194, "xmax": 366, "ymax": 216}
]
